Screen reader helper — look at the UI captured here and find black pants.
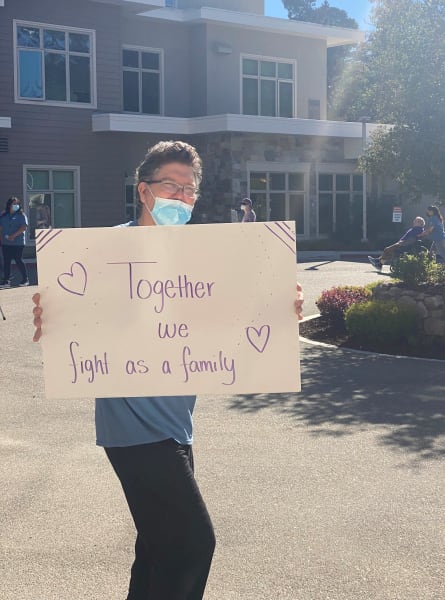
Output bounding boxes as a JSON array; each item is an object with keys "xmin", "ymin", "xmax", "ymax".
[
  {"xmin": 2, "ymin": 244, "xmax": 28, "ymax": 282},
  {"xmin": 105, "ymin": 439, "xmax": 215, "ymax": 600}
]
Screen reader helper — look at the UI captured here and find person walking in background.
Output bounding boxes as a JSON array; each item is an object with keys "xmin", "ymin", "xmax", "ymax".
[
  {"xmin": 419, "ymin": 205, "xmax": 445, "ymax": 262},
  {"xmin": 0, "ymin": 196, "xmax": 29, "ymax": 287},
  {"xmin": 240, "ymin": 197, "xmax": 256, "ymax": 222},
  {"xmin": 368, "ymin": 216, "xmax": 425, "ymax": 271}
]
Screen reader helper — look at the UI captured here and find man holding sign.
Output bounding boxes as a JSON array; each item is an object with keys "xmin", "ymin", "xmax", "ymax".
[{"xmin": 33, "ymin": 141, "xmax": 304, "ymax": 600}]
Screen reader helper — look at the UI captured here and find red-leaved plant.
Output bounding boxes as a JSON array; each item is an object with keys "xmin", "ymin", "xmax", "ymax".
[{"xmin": 316, "ymin": 285, "xmax": 371, "ymax": 322}]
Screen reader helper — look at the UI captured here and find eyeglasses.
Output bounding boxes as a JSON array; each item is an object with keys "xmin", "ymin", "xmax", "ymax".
[{"xmin": 143, "ymin": 179, "xmax": 199, "ymax": 199}]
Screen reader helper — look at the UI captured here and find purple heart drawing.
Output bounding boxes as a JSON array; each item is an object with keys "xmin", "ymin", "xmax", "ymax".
[
  {"xmin": 57, "ymin": 262, "xmax": 88, "ymax": 297},
  {"xmin": 246, "ymin": 325, "xmax": 271, "ymax": 353}
]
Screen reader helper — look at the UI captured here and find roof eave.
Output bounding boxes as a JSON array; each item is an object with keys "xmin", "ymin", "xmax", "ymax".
[
  {"xmin": 90, "ymin": 0, "xmax": 164, "ymax": 14},
  {"xmin": 92, "ymin": 113, "xmax": 383, "ymax": 138},
  {"xmin": 140, "ymin": 7, "xmax": 365, "ymax": 47}
]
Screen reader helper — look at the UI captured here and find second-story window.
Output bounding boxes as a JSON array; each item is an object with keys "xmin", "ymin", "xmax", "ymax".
[
  {"xmin": 122, "ymin": 47, "xmax": 162, "ymax": 115},
  {"xmin": 14, "ymin": 21, "xmax": 95, "ymax": 106},
  {"xmin": 242, "ymin": 56, "xmax": 295, "ymax": 118}
]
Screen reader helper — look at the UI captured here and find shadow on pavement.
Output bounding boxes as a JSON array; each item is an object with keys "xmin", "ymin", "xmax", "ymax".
[
  {"xmin": 230, "ymin": 345, "xmax": 445, "ymax": 464},
  {"xmin": 303, "ymin": 261, "xmax": 335, "ymax": 270}
]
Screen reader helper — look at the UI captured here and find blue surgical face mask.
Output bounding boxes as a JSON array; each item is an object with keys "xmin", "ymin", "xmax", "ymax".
[
  {"xmin": 12, "ymin": 204, "xmax": 20, "ymax": 212},
  {"xmin": 146, "ymin": 196, "xmax": 193, "ymax": 226}
]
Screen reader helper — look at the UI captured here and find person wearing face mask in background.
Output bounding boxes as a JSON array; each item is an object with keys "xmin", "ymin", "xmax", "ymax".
[
  {"xmin": 240, "ymin": 197, "xmax": 256, "ymax": 222},
  {"xmin": 0, "ymin": 196, "xmax": 29, "ymax": 288},
  {"xmin": 32, "ymin": 141, "xmax": 304, "ymax": 600}
]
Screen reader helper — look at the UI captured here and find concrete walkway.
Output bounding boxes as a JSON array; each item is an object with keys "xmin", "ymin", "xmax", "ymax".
[{"xmin": 0, "ymin": 278, "xmax": 444, "ymax": 600}]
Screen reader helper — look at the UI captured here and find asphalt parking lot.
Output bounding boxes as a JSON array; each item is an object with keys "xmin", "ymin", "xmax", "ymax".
[{"xmin": 1, "ymin": 260, "xmax": 444, "ymax": 600}]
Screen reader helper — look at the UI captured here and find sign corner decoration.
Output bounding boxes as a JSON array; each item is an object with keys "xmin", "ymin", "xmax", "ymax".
[{"xmin": 36, "ymin": 222, "xmax": 301, "ymax": 398}]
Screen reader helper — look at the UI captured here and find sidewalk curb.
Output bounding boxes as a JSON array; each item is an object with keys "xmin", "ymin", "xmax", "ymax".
[{"xmin": 297, "ymin": 250, "xmax": 384, "ymax": 262}]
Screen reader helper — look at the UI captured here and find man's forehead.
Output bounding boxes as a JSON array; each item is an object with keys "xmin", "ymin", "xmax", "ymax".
[{"xmin": 156, "ymin": 162, "xmax": 195, "ymax": 181}]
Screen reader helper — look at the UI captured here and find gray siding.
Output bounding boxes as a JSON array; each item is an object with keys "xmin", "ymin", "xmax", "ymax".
[
  {"xmin": 189, "ymin": 24, "xmax": 207, "ymax": 117},
  {"xmin": 0, "ymin": 0, "xmax": 126, "ymax": 227}
]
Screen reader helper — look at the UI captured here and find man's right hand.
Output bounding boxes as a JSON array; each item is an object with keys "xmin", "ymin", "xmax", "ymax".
[{"xmin": 32, "ymin": 293, "xmax": 42, "ymax": 342}]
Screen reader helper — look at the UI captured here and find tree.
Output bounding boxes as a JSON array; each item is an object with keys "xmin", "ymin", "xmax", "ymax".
[
  {"xmin": 283, "ymin": 1, "xmax": 358, "ymax": 115},
  {"xmin": 283, "ymin": 0, "xmax": 356, "ymax": 26},
  {"xmin": 283, "ymin": 0, "xmax": 315, "ymax": 20},
  {"xmin": 333, "ymin": 0, "xmax": 445, "ymax": 201}
]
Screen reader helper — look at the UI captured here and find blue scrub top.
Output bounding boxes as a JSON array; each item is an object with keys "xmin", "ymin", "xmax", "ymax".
[
  {"xmin": 428, "ymin": 215, "xmax": 445, "ymax": 241},
  {"xmin": 0, "ymin": 212, "xmax": 27, "ymax": 245}
]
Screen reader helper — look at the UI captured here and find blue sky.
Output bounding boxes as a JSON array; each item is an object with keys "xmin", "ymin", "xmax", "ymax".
[{"xmin": 264, "ymin": 0, "xmax": 372, "ymax": 30}]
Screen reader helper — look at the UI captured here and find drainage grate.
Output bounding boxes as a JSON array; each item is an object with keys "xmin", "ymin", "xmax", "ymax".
[{"xmin": 0, "ymin": 136, "xmax": 8, "ymax": 152}]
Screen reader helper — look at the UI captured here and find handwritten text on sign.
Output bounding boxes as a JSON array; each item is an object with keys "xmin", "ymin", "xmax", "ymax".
[{"xmin": 36, "ymin": 222, "xmax": 300, "ymax": 398}]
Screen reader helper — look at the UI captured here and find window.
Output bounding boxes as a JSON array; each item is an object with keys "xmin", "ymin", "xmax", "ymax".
[
  {"xmin": 242, "ymin": 56, "xmax": 295, "ymax": 118},
  {"xmin": 123, "ymin": 47, "xmax": 162, "ymax": 114},
  {"xmin": 25, "ymin": 166, "xmax": 79, "ymax": 241},
  {"xmin": 318, "ymin": 173, "xmax": 363, "ymax": 236},
  {"xmin": 249, "ymin": 170, "xmax": 306, "ymax": 234},
  {"xmin": 165, "ymin": 0, "xmax": 177, "ymax": 6},
  {"xmin": 14, "ymin": 21, "xmax": 95, "ymax": 107}
]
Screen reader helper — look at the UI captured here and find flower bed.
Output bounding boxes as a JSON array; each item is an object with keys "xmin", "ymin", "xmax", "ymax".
[
  {"xmin": 300, "ymin": 281, "xmax": 445, "ymax": 360},
  {"xmin": 299, "ymin": 314, "xmax": 445, "ymax": 360}
]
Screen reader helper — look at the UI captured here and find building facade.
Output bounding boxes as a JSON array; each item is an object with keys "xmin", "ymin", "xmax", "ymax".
[{"xmin": 1, "ymin": 0, "xmax": 394, "ymax": 247}]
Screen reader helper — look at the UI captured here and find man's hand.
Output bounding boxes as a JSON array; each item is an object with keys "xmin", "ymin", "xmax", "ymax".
[
  {"xmin": 32, "ymin": 293, "xmax": 42, "ymax": 342},
  {"xmin": 294, "ymin": 282, "xmax": 304, "ymax": 321}
]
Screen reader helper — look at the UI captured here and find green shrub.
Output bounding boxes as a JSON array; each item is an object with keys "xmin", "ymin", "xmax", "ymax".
[
  {"xmin": 430, "ymin": 263, "xmax": 445, "ymax": 284},
  {"xmin": 316, "ymin": 285, "xmax": 371, "ymax": 322},
  {"xmin": 390, "ymin": 251, "xmax": 441, "ymax": 286},
  {"xmin": 363, "ymin": 281, "xmax": 381, "ymax": 294},
  {"xmin": 344, "ymin": 300, "xmax": 419, "ymax": 345}
]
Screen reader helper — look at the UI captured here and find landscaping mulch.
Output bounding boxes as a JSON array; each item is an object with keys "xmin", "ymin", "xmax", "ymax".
[{"xmin": 300, "ymin": 315, "xmax": 445, "ymax": 361}]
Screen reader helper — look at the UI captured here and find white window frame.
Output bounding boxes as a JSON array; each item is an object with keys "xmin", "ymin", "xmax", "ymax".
[
  {"xmin": 247, "ymin": 162, "xmax": 310, "ymax": 237},
  {"xmin": 23, "ymin": 165, "xmax": 81, "ymax": 245},
  {"xmin": 240, "ymin": 54, "xmax": 297, "ymax": 118},
  {"xmin": 122, "ymin": 44, "xmax": 164, "ymax": 115},
  {"xmin": 316, "ymin": 163, "xmax": 363, "ymax": 238},
  {"xmin": 14, "ymin": 20, "xmax": 97, "ymax": 109}
]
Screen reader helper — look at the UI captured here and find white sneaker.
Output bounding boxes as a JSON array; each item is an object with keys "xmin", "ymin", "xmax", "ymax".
[
  {"xmin": 18, "ymin": 280, "xmax": 30, "ymax": 287},
  {"xmin": 0, "ymin": 280, "xmax": 11, "ymax": 288},
  {"xmin": 368, "ymin": 256, "xmax": 382, "ymax": 271}
]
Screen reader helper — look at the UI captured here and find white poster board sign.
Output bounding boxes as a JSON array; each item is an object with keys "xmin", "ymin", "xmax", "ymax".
[{"xmin": 36, "ymin": 222, "xmax": 300, "ymax": 399}]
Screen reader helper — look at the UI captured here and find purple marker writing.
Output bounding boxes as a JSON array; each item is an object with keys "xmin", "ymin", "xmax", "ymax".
[{"xmin": 180, "ymin": 345, "xmax": 236, "ymax": 386}]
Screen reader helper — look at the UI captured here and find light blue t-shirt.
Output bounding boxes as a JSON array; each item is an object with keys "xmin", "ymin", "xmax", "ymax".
[
  {"xmin": 427, "ymin": 215, "xmax": 445, "ymax": 241},
  {"xmin": 95, "ymin": 395, "xmax": 196, "ymax": 447},
  {"xmin": 95, "ymin": 219, "xmax": 196, "ymax": 448}
]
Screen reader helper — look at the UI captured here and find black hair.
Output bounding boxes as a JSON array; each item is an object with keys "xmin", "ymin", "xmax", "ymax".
[
  {"xmin": 135, "ymin": 140, "xmax": 202, "ymax": 187},
  {"xmin": 1, "ymin": 196, "xmax": 23, "ymax": 216}
]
